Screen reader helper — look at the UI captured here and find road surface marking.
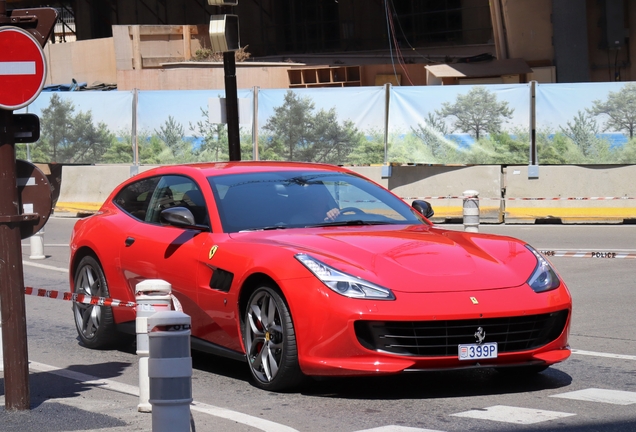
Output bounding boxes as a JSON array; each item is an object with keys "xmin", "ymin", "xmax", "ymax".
[
  {"xmin": 451, "ymin": 405, "xmax": 575, "ymax": 424},
  {"xmin": 551, "ymin": 388, "xmax": 636, "ymax": 405},
  {"xmin": 22, "ymin": 260, "xmax": 69, "ymax": 273},
  {"xmin": 355, "ymin": 427, "xmax": 444, "ymax": 432},
  {"xmin": 28, "ymin": 361, "xmax": 298, "ymax": 432},
  {"xmin": 572, "ymin": 349, "xmax": 636, "ymax": 361}
]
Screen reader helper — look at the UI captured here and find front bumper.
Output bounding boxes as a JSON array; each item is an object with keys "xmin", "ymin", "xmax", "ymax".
[{"xmin": 282, "ymin": 277, "xmax": 572, "ymax": 376}]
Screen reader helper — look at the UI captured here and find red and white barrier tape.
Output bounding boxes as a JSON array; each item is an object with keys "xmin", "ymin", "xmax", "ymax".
[
  {"xmin": 507, "ymin": 197, "xmax": 636, "ymax": 201},
  {"xmin": 24, "ymin": 287, "xmax": 137, "ymax": 308},
  {"xmin": 540, "ymin": 250, "xmax": 636, "ymax": 259},
  {"xmin": 24, "ymin": 287, "xmax": 184, "ymax": 311},
  {"xmin": 400, "ymin": 196, "xmax": 636, "ymax": 201}
]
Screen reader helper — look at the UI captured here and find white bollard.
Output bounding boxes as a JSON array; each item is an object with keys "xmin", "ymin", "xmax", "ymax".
[
  {"xmin": 135, "ymin": 279, "xmax": 173, "ymax": 413},
  {"xmin": 148, "ymin": 311, "xmax": 192, "ymax": 432},
  {"xmin": 463, "ymin": 190, "xmax": 480, "ymax": 232},
  {"xmin": 29, "ymin": 229, "xmax": 45, "ymax": 259}
]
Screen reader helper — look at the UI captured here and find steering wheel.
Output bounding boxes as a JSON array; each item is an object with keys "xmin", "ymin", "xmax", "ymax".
[{"xmin": 337, "ymin": 207, "xmax": 366, "ymax": 217}]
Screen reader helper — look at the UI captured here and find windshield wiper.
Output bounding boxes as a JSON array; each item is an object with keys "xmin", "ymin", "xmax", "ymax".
[
  {"xmin": 305, "ymin": 220, "xmax": 393, "ymax": 228},
  {"xmin": 240, "ymin": 225, "xmax": 289, "ymax": 232}
]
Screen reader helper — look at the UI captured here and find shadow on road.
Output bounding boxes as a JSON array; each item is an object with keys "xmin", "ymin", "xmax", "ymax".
[{"xmin": 302, "ymin": 366, "xmax": 572, "ymax": 400}]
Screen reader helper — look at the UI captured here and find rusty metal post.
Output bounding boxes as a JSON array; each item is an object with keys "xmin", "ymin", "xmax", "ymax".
[{"xmin": 0, "ymin": 109, "xmax": 31, "ymax": 410}]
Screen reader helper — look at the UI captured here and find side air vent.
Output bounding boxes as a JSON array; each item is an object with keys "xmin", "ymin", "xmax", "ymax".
[{"xmin": 210, "ymin": 268, "xmax": 234, "ymax": 292}]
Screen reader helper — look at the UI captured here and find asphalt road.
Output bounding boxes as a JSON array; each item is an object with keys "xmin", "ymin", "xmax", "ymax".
[{"xmin": 2, "ymin": 216, "xmax": 636, "ymax": 431}]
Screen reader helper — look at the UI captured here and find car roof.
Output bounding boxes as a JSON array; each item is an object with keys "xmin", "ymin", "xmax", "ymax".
[{"xmin": 142, "ymin": 161, "xmax": 352, "ymax": 178}]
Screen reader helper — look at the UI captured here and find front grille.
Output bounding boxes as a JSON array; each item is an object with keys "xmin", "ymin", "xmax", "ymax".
[{"xmin": 354, "ymin": 310, "xmax": 569, "ymax": 357}]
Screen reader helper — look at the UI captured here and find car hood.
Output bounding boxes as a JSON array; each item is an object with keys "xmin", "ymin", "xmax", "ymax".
[{"xmin": 231, "ymin": 225, "xmax": 538, "ymax": 293}]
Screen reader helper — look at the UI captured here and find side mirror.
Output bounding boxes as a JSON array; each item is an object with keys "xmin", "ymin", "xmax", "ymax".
[
  {"xmin": 160, "ymin": 207, "xmax": 209, "ymax": 231},
  {"xmin": 412, "ymin": 200, "xmax": 434, "ymax": 219}
]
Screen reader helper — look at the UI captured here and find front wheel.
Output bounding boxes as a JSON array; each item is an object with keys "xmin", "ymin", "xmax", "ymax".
[
  {"xmin": 243, "ymin": 285, "xmax": 305, "ymax": 391},
  {"xmin": 72, "ymin": 255, "xmax": 119, "ymax": 349}
]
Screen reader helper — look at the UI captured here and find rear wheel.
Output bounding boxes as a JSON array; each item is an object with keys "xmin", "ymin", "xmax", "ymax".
[
  {"xmin": 73, "ymin": 255, "xmax": 119, "ymax": 349},
  {"xmin": 243, "ymin": 285, "xmax": 305, "ymax": 391}
]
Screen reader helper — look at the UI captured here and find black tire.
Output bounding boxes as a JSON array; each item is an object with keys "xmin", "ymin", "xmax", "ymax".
[
  {"xmin": 243, "ymin": 285, "xmax": 305, "ymax": 391},
  {"xmin": 72, "ymin": 255, "xmax": 119, "ymax": 349}
]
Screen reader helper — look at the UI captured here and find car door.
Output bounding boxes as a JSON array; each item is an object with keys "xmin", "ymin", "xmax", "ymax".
[{"xmin": 119, "ymin": 175, "xmax": 208, "ymax": 324}]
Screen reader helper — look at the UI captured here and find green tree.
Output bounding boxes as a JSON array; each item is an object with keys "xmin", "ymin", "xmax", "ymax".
[
  {"xmin": 262, "ymin": 91, "xmax": 315, "ymax": 161},
  {"xmin": 37, "ymin": 93, "xmax": 115, "ymax": 163},
  {"xmin": 190, "ymin": 108, "xmax": 253, "ymax": 162},
  {"xmin": 346, "ymin": 128, "xmax": 385, "ymax": 165},
  {"xmin": 102, "ymin": 131, "xmax": 134, "ymax": 164},
  {"xmin": 308, "ymin": 109, "xmax": 363, "ymax": 164},
  {"xmin": 411, "ymin": 112, "xmax": 455, "ymax": 162},
  {"xmin": 191, "ymin": 108, "xmax": 229, "ymax": 161},
  {"xmin": 15, "ymin": 143, "xmax": 48, "ymax": 163},
  {"xmin": 261, "ymin": 90, "xmax": 360, "ymax": 163},
  {"xmin": 154, "ymin": 116, "xmax": 195, "ymax": 163},
  {"xmin": 560, "ymin": 110, "xmax": 611, "ymax": 159},
  {"xmin": 616, "ymin": 138, "xmax": 636, "ymax": 163},
  {"xmin": 139, "ymin": 132, "xmax": 172, "ymax": 164},
  {"xmin": 589, "ymin": 82, "xmax": 636, "ymax": 138},
  {"xmin": 437, "ymin": 86, "xmax": 513, "ymax": 140}
]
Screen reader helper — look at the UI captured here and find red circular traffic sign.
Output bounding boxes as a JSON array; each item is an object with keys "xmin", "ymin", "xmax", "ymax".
[{"xmin": 0, "ymin": 26, "xmax": 47, "ymax": 111}]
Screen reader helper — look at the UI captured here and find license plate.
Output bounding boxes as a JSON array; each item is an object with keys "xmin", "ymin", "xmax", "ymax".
[{"xmin": 458, "ymin": 342, "xmax": 498, "ymax": 360}]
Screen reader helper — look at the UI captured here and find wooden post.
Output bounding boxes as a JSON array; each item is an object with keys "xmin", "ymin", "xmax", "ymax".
[
  {"xmin": 182, "ymin": 25, "xmax": 191, "ymax": 60},
  {"xmin": 131, "ymin": 25, "xmax": 142, "ymax": 70}
]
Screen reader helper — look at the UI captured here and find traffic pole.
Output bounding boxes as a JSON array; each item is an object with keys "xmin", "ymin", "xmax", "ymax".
[
  {"xmin": 224, "ymin": 50, "xmax": 241, "ymax": 161},
  {"xmin": 0, "ymin": 109, "xmax": 31, "ymax": 410}
]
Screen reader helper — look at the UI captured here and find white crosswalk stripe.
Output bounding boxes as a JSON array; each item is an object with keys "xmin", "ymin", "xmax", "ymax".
[
  {"xmin": 551, "ymin": 388, "xmax": 636, "ymax": 405},
  {"xmin": 451, "ymin": 405, "xmax": 575, "ymax": 425}
]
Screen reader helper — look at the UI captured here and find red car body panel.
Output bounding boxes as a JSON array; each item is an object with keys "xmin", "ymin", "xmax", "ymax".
[{"xmin": 69, "ymin": 162, "xmax": 572, "ymax": 377}]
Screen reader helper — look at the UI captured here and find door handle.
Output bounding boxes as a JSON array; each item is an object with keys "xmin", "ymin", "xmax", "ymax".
[{"xmin": 125, "ymin": 237, "xmax": 135, "ymax": 247}]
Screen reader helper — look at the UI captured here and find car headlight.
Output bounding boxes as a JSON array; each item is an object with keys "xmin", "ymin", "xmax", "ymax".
[
  {"xmin": 525, "ymin": 245, "xmax": 561, "ymax": 293},
  {"xmin": 295, "ymin": 254, "xmax": 395, "ymax": 300}
]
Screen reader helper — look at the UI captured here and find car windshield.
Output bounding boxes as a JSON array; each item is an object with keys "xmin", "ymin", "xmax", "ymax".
[{"xmin": 208, "ymin": 170, "xmax": 424, "ymax": 232}]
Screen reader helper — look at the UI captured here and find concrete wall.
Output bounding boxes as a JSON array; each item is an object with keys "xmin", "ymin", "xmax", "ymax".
[
  {"xmin": 505, "ymin": 165, "xmax": 636, "ymax": 224},
  {"xmin": 56, "ymin": 165, "xmax": 157, "ymax": 214},
  {"xmin": 56, "ymin": 164, "xmax": 636, "ymax": 223},
  {"xmin": 349, "ymin": 165, "xmax": 504, "ymax": 223}
]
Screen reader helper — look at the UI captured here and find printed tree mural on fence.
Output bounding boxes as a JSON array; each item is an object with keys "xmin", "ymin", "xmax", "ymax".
[
  {"xmin": 437, "ymin": 86, "xmax": 513, "ymax": 140},
  {"xmin": 190, "ymin": 107, "xmax": 253, "ymax": 162},
  {"xmin": 261, "ymin": 90, "xmax": 364, "ymax": 164},
  {"xmin": 410, "ymin": 112, "xmax": 456, "ymax": 162},
  {"xmin": 536, "ymin": 83, "xmax": 636, "ymax": 164},
  {"xmin": 155, "ymin": 115, "xmax": 195, "ymax": 162},
  {"xmin": 407, "ymin": 86, "xmax": 520, "ymax": 164},
  {"xmin": 35, "ymin": 93, "xmax": 116, "ymax": 163},
  {"xmin": 588, "ymin": 82, "xmax": 636, "ymax": 139},
  {"xmin": 558, "ymin": 110, "xmax": 611, "ymax": 162}
]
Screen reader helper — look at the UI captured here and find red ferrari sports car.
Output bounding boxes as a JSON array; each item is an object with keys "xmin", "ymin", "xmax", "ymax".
[{"xmin": 69, "ymin": 161, "xmax": 572, "ymax": 391}]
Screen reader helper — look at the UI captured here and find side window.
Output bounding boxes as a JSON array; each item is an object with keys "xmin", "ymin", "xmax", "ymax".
[
  {"xmin": 145, "ymin": 175, "xmax": 209, "ymax": 226},
  {"xmin": 113, "ymin": 177, "xmax": 160, "ymax": 221}
]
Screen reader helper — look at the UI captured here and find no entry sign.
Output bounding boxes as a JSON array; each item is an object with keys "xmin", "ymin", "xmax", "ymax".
[{"xmin": 0, "ymin": 26, "xmax": 47, "ymax": 111}]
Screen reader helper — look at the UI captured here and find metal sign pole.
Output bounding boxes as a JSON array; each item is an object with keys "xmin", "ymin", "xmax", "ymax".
[
  {"xmin": 224, "ymin": 51, "xmax": 241, "ymax": 161},
  {"xmin": 0, "ymin": 109, "xmax": 31, "ymax": 411},
  {"xmin": 1, "ymin": 2, "xmax": 57, "ymax": 410}
]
